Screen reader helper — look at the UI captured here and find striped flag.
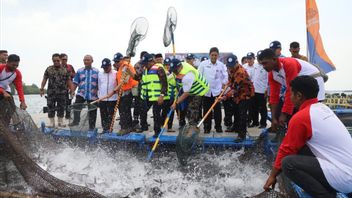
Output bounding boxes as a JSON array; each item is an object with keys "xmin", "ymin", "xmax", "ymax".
[{"xmin": 306, "ymin": 0, "xmax": 335, "ymax": 73}]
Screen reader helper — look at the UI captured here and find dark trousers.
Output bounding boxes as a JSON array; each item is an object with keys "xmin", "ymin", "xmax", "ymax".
[
  {"xmin": 118, "ymin": 93, "xmax": 133, "ymax": 130},
  {"xmin": 223, "ymin": 99, "xmax": 235, "ymax": 127},
  {"xmin": 202, "ymin": 96, "xmax": 222, "ymax": 131},
  {"xmin": 133, "ymin": 95, "xmax": 142, "ymax": 121},
  {"xmin": 99, "ymin": 100, "xmax": 116, "ymax": 131},
  {"xmin": 282, "ymin": 147, "xmax": 337, "ymax": 198},
  {"xmin": 187, "ymin": 96, "xmax": 202, "ymax": 125},
  {"xmin": 65, "ymin": 93, "xmax": 72, "ymax": 119},
  {"xmin": 47, "ymin": 94, "xmax": 66, "ymax": 118},
  {"xmin": 233, "ymin": 100, "xmax": 249, "ymax": 139},
  {"xmin": 166, "ymin": 99, "xmax": 174, "ymax": 129},
  {"xmin": 141, "ymin": 100, "xmax": 168, "ymax": 135},
  {"xmin": 252, "ymin": 93, "xmax": 267, "ymax": 126},
  {"xmin": 72, "ymin": 95, "xmax": 97, "ymax": 129}
]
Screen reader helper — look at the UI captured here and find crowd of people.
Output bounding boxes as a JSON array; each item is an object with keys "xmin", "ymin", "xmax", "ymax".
[
  {"xmin": 0, "ymin": 40, "xmax": 324, "ymax": 140},
  {"xmin": 1, "ymin": 40, "xmax": 352, "ymax": 196}
]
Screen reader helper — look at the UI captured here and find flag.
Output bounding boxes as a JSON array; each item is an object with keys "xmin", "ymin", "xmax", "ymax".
[{"xmin": 306, "ymin": 0, "xmax": 335, "ymax": 73}]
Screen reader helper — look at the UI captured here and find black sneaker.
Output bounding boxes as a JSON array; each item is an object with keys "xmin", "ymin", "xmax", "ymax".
[
  {"xmin": 68, "ymin": 122, "xmax": 79, "ymax": 127},
  {"xmin": 259, "ymin": 125, "xmax": 267, "ymax": 129},
  {"xmin": 216, "ymin": 128, "xmax": 223, "ymax": 133},
  {"xmin": 204, "ymin": 129, "xmax": 211, "ymax": 134}
]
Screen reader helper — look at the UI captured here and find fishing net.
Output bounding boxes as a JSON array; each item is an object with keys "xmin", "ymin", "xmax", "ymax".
[
  {"xmin": 0, "ymin": 98, "xmax": 104, "ymax": 197},
  {"xmin": 248, "ymin": 190, "xmax": 288, "ymax": 198},
  {"xmin": 175, "ymin": 125, "xmax": 202, "ymax": 165},
  {"xmin": 163, "ymin": 7, "xmax": 177, "ymax": 47},
  {"xmin": 68, "ymin": 103, "xmax": 98, "ymax": 132},
  {"xmin": 126, "ymin": 17, "xmax": 148, "ymax": 57}
]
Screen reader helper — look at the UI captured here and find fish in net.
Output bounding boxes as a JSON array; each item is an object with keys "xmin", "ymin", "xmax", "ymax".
[
  {"xmin": 68, "ymin": 103, "xmax": 98, "ymax": 132},
  {"xmin": 175, "ymin": 125, "xmax": 202, "ymax": 166},
  {"xmin": 0, "ymin": 98, "xmax": 105, "ymax": 197}
]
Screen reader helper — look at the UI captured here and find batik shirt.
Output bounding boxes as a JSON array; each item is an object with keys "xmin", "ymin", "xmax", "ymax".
[
  {"xmin": 73, "ymin": 66, "xmax": 99, "ymax": 100},
  {"xmin": 228, "ymin": 64, "xmax": 254, "ymax": 104}
]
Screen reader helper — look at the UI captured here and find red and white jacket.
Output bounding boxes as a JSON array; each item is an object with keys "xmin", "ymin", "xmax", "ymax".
[
  {"xmin": 268, "ymin": 58, "xmax": 325, "ymax": 115},
  {"xmin": 0, "ymin": 64, "xmax": 25, "ymax": 102},
  {"xmin": 274, "ymin": 98, "xmax": 352, "ymax": 193}
]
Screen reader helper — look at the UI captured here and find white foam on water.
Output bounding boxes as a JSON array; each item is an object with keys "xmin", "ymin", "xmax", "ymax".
[{"xmin": 35, "ymin": 144, "xmax": 269, "ymax": 198}]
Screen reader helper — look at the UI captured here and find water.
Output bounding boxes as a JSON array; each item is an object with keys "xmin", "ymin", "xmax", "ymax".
[
  {"xmin": 35, "ymin": 144, "xmax": 269, "ymax": 198},
  {"xmin": 10, "ymin": 95, "xmax": 269, "ymax": 197}
]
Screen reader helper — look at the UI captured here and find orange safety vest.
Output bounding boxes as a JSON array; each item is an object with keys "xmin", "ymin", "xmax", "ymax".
[{"xmin": 116, "ymin": 60, "xmax": 138, "ymax": 91}]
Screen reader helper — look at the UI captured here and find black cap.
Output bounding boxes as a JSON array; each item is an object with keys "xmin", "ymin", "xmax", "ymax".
[
  {"xmin": 186, "ymin": 53, "xmax": 195, "ymax": 60},
  {"xmin": 101, "ymin": 58, "xmax": 111, "ymax": 68},
  {"xmin": 164, "ymin": 57, "xmax": 171, "ymax": 65},
  {"xmin": 141, "ymin": 53, "xmax": 154, "ymax": 65},
  {"xmin": 113, "ymin": 53, "xmax": 123, "ymax": 62},
  {"xmin": 269, "ymin": 41, "xmax": 282, "ymax": 50},
  {"xmin": 170, "ymin": 58, "xmax": 182, "ymax": 71},
  {"xmin": 226, "ymin": 54, "xmax": 238, "ymax": 67},
  {"xmin": 246, "ymin": 52, "xmax": 255, "ymax": 59},
  {"xmin": 201, "ymin": 56, "xmax": 208, "ymax": 62}
]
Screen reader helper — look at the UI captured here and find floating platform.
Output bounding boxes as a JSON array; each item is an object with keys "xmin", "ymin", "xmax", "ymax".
[{"xmin": 40, "ymin": 122, "xmax": 258, "ymax": 151}]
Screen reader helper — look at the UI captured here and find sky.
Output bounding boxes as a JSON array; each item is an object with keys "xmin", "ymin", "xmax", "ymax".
[{"xmin": 1, "ymin": 0, "xmax": 352, "ymax": 90}]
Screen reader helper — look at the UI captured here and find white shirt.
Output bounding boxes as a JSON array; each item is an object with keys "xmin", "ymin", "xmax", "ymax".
[
  {"xmin": 182, "ymin": 72, "xmax": 195, "ymax": 92},
  {"xmin": 243, "ymin": 63, "xmax": 255, "ymax": 81},
  {"xmin": 98, "ymin": 70, "xmax": 117, "ymax": 101},
  {"xmin": 308, "ymin": 103, "xmax": 352, "ymax": 193},
  {"xmin": 198, "ymin": 59, "xmax": 228, "ymax": 97},
  {"xmin": 252, "ymin": 63, "xmax": 268, "ymax": 94}
]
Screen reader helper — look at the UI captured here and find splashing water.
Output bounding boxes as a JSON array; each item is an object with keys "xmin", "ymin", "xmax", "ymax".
[{"xmin": 34, "ymin": 143, "xmax": 269, "ymax": 198}]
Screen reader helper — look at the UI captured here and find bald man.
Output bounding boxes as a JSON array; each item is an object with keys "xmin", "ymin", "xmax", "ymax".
[{"xmin": 69, "ymin": 55, "xmax": 99, "ymax": 130}]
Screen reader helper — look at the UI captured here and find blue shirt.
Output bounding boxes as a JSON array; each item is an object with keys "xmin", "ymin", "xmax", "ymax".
[{"xmin": 73, "ymin": 66, "xmax": 99, "ymax": 100}]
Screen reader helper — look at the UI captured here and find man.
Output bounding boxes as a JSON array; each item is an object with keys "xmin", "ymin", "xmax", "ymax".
[
  {"xmin": 132, "ymin": 51, "xmax": 148, "ymax": 128},
  {"xmin": 258, "ymin": 48, "xmax": 325, "ymax": 132},
  {"xmin": 243, "ymin": 52, "xmax": 256, "ymax": 127},
  {"xmin": 40, "ymin": 53, "xmax": 74, "ymax": 128},
  {"xmin": 0, "ymin": 50, "xmax": 8, "ymax": 64},
  {"xmin": 154, "ymin": 53, "xmax": 164, "ymax": 64},
  {"xmin": 0, "ymin": 54, "xmax": 27, "ymax": 112},
  {"xmin": 170, "ymin": 58, "xmax": 209, "ymax": 127},
  {"xmin": 127, "ymin": 53, "xmax": 168, "ymax": 137},
  {"xmin": 222, "ymin": 54, "xmax": 254, "ymax": 142},
  {"xmin": 252, "ymin": 50, "xmax": 268, "ymax": 128},
  {"xmin": 107, "ymin": 52, "xmax": 138, "ymax": 134},
  {"xmin": 241, "ymin": 56, "xmax": 248, "ymax": 65},
  {"xmin": 269, "ymin": 40, "xmax": 285, "ymax": 57},
  {"xmin": 98, "ymin": 58, "xmax": 117, "ymax": 132},
  {"xmin": 198, "ymin": 47, "xmax": 228, "ymax": 133},
  {"xmin": 60, "ymin": 53, "xmax": 76, "ymax": 119},
  {"xmin": 163, "ymin": 57, "xmax": 177, "ymax": 132},
  {"xmin": 289, "ymin": 41, "xmax": 308, "ymax": 61},
  {"xmin": 69, "ymin": 55, "xmax": 99, "ymax": 130},
  {"xmin": 263, "ymin": 76, "xmax": 352, "ymax": 197},
  {"xmin": 185, "ymin": 53, "xmax": 197, "ymax": 68}
]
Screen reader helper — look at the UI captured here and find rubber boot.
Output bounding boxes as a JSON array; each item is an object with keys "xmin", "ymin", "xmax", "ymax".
[
  {"xmin": 47, "ymin": 118, "xmax": 55, "ymax": 128},
  {"xmin": 57, "ymin": 117, "xmax": 66, "ymax": 127}
]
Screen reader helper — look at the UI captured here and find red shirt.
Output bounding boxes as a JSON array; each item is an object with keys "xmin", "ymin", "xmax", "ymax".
[{"xmin": 0, "ymin": 64, "xmax": 25, "ymax": 102}]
